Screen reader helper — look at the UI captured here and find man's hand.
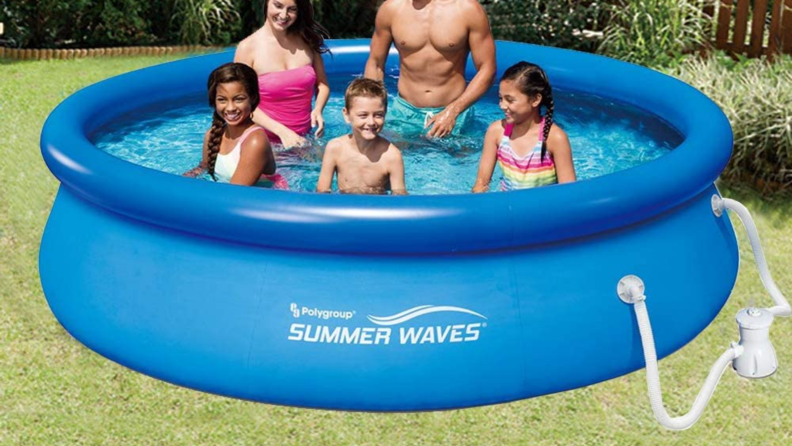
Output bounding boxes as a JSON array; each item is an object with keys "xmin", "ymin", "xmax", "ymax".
[{"xmin": 425, "ymin": 106, "xmax": 460, "ymax": 138}]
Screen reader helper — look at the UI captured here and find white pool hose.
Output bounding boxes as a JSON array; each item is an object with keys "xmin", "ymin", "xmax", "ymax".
[
  {"xmin": 621, "ymin": 282, "xmax": 743, "ymax": 430},
  {"xmin": 713, "ymin": 196, "xmax": 791, "ymax": 317},
  {"xmin": 617, "ymin": 195, "xmax": 789, "ymax": 430}
]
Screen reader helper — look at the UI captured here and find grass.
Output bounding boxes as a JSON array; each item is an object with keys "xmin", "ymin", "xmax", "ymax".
[{"xmin": 1, "ymin": 56, "xmax": 790, "ymax": 445}]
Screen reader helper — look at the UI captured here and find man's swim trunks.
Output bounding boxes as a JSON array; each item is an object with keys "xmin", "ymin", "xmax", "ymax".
[{"xmin": 387, "ymin": 95, "xmax": 475, "ymax": 137}]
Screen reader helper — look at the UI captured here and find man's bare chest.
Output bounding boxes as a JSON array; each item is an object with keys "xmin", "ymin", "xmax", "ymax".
[{"xmin": 391, "ymin": 17, "xmax": 468, "ymax": 54}]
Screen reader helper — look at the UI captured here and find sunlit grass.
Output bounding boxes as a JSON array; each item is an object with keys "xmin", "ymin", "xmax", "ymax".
[{"xmin": 0, "ymin": 55, "xmax": 789, "ymax": 445}]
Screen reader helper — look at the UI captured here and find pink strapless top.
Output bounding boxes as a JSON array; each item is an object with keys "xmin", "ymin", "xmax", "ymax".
[{"xmin": 257, "ymin": 64, "xmax": 316, "ymax": 143}]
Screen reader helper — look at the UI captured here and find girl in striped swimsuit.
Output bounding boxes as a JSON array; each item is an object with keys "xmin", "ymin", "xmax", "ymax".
[{"xmin": 472, "ymin": 62, "xmax": 576, "ymax": 192}]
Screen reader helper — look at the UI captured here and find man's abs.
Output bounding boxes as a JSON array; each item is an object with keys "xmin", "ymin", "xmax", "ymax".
[{"xmin": 396, "ymin": 54, "xmax": 468, "ymax": 108}]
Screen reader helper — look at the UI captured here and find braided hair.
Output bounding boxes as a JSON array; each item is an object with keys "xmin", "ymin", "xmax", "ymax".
[
  {"xmin": 206, "ymin": 63, "xmax": 261, "ymax": 180},
  {"xmin": 263, "ymin": 0, "xmax": 330, "ymax": 55},
  {"xmin": 501, "ymin": 62, "xmax": 555, "ymax": 160}
]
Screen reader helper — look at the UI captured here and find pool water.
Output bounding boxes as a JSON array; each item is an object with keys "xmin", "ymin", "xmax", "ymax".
[{"xmin": 92, "ymin": 75, "xmax": 683, "ymax": 195}]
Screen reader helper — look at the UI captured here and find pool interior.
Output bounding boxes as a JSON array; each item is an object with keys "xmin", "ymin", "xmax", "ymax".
[{"xmin": 92, "ymin": 74, "xmax": 684, "ymax": 195}]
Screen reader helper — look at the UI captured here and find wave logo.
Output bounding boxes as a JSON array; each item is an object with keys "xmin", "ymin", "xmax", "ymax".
[{"xmin": 367, "ymin": 305, "xmax": 487, "ymax": 326}]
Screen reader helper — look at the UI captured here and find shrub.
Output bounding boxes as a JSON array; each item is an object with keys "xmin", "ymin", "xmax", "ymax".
[
  {"xmin": 80, "ymin": 0, "xmax": 158, "ymax": 47},
  {"xmin": 665, "ymin": 53, "xmax": 792, "ymax": 192},
  {"xmin": 172, "ymin": 0, "xmax": 240, "ymax": 45},
  {"xmin": 599, "ymin": 0, "xmax": 712, "ymax": 67},
  {"xmin": 1, "ymin": 0, "xmax": 94, "ymax": 48},
  {"xmin": 482, "ymin": 0, "xmax": 604, "ymax": 51},
  {"xmin": 311, "ymin": 0, "xmax": 380, "ymax": 38}
]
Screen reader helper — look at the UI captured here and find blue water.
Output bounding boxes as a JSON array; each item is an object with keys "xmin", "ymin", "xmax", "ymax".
[{"xmin": 92, "ymin": 75, "xmax": 683, "ymax": 194}]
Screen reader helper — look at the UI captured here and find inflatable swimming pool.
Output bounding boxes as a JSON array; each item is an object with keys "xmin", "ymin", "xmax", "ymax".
[{"xmin": 40, "ymin": 40, "xmax": 736, "ymax": 411}]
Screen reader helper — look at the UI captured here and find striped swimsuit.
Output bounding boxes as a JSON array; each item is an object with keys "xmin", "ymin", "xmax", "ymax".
[{"xmin": 496, "ymin": 118, "xmax": 557, "ymax": 191}]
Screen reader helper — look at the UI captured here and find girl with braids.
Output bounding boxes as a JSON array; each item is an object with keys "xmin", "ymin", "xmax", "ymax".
[
  {"xmin": 472, "ymin": 62, "xmax": 576, "ymax": 192},
  {"xmin": 234, "ymin": 0, "xmax": 331, "ymax": 148},
  {"xmin": 184, "ymin": 63, "xmax": 286, "ymax": 188}
]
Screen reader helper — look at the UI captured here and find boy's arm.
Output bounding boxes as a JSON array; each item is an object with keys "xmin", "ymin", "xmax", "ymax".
[
  {"xmin": 548, "ymin": 126, "xmax": 576, "ymax": 184},
  {"xmin": 388, "ymin": 145, "xmax": 407, "ymax": 195},
  {"xmin": 472, "ymin": 122, "xmax": 501, "ymax": 192},
  {"xmin": 316, "ymin": 141, "xmax": 340, "ymax": 193},
  {"xmin": 364, "ymin": 3, "xmax": 394, "ymax": 81}
]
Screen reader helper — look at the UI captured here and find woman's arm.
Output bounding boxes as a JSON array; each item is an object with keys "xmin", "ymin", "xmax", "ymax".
[
  {"xmin": 311, "ymin": 53, "xmax": 330, "ymax": 138},
  {"xmin": 250, "ymin": 109, "xmax": 306, "ymax": 148},
  {"xmin": 547, "ymin": 125, "xmax": 576, "ymax": 184},
  {"xmin": 230, "ymin": 131, "xmax": 274, "ymax": 186},
  {"xmin": 472, "ymin": 122, "xmax": 502, "ymax": 192}
]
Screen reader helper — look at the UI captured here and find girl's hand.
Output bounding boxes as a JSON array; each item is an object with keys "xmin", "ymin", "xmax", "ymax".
[
  {"xmin": 471, "ymin": 179, "xmax": 490, "ymax": 193},
  {"xmin": 278, "ymin": 128, "xmax": 308, "ymax": 149},
  {"xmin": 311, "ymin": 109, "xmax": 325, "ymax": 138},
  {"xmin": 183, "ymin": 166, "xmax": 205, "ymax": 178}
]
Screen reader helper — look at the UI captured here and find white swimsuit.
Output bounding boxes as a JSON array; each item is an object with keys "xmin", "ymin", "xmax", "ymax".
[{"xmin": 214, "ymin": 126, "xmax": 264, "ymax": 183}]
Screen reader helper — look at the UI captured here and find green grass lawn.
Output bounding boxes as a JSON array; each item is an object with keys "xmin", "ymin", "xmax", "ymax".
[{"xmin": 1, "ymin": 56, "xmax": 790, "ymax": 445}]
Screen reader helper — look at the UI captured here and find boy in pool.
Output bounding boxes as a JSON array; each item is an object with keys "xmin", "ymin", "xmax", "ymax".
[{"xmin": 316, "ymin": 78, "xmax": 407, "ymax": 195}]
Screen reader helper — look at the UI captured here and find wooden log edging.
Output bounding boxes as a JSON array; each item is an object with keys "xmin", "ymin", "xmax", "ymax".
[{"xmin": 0, "ymin": 45, "xmax": 225, "ymax": 61}]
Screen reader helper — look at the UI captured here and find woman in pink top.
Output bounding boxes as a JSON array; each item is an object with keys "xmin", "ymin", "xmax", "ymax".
[{"xmin": 234, "ymin": 0, "xmax": 331, "ymax": 148}]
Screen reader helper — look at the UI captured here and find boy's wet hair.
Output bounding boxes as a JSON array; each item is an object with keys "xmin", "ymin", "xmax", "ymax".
[
  {"xmin": 344, "ymin": 78, "xmax": 388, "ymax": 110},
  {"xmin": 501, "ymin": 61, "xmax": 555, "ymax": 160}
]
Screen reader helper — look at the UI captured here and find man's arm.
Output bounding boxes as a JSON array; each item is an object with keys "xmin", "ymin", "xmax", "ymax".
[
  {"xmin": 364, "ymin": 3, "xmax": 395, "ymax": 81},
  {"xmin": 427, "ymin": 1, "xmax": 496, "ymax": 137}
]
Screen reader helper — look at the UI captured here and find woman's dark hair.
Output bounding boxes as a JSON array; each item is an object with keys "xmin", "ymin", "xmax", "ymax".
[
  {"xmin": 501, "ymin": 61, "xmax": 555, "ymax": 160},
  {"xmin": 264, "ymin": 0, "xmax": 330, "ymax": 55},
  {"xmin": 206, "ymin": 63, "xmax": 260, "ymax": 180}
]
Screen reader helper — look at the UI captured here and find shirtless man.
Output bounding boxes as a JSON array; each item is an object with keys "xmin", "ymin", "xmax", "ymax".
[{"xmin": 364, "ymin": 0, "xmax": 496, "ymax": 138}]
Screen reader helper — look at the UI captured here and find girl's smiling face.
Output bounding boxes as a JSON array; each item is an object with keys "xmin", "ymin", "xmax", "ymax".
[
  {"xmin": 215, "ymin": 81, "xmax": 253, "ymax": 127},
  {"xmin": 499, "ymin": 79, "xmax": 542, "ymax": 125},
  {"xmin": 267, "ymin": 0, "xmax": 299, "ymax": 31}
]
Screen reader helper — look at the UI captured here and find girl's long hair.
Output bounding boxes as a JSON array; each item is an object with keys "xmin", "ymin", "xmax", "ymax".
[
  {"xmin": 264, "ymin": 0, "xmax": 330, "ymax": 55},
  {"xmin": 501, "ymin": 62, "xmax": 555, "ymax": 160},
  {"xmin": 205, "ymin": 63, "xmax": 260, "ymax": 180}
]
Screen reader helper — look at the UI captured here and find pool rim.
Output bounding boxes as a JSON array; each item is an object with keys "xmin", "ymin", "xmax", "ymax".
[{"xmin": 40, "ymin": 39, "xmax": 734, "ymax": 254}]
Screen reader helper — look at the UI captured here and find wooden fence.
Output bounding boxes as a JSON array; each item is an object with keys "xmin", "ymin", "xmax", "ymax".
[
  {"xmin": 0, "ymin": 46, "xmax": 222, "ymax": 61},
  {"xmin": 709, "ymin": 0, "xmax": 792, "ymax": 59}
]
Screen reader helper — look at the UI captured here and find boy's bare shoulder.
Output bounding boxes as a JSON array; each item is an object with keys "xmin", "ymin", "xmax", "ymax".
[
  {"xmin": 380, "ymin": 138, "xmax": 403, "ymax": 161},
  {"xmin": 324, "ymin": 135, "xmax": 348, "ymax": 153}
]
